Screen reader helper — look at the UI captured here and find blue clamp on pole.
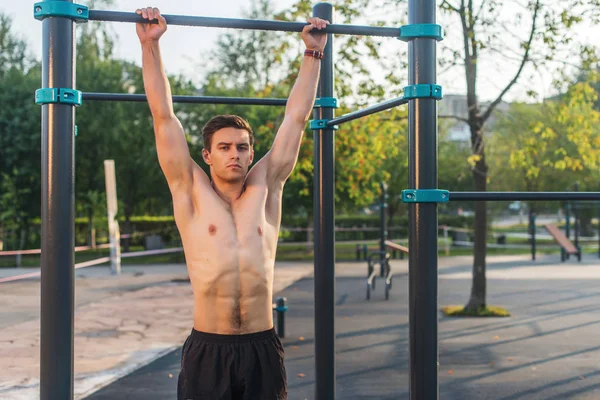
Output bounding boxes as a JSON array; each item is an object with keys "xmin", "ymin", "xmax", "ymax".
[
  {"xmin": 273, "ymin": 305, "xmax": 289, "ymax": 312},
  {"xmin": 314, "ymin": 97, "xmax": 339, "ymax": 108},
  {"xmin": 35, "ymin": 88, "xmax": 83, "ymax": 106},
  {"xmin": 403, "ymin": 84, "xmax": 443, "ymax": 101},
  {"xmin": 398, "ymin": 24, "xmax": 444, "ymax": 41},
  {"xmin": 402, "ymin": 189, "xmax": 449, "ymax": 203},
  {"xmin": 309, "ymin": 119, "xmax": 339, "ymax": 130},
  {"xmin": 34, "ymin": 2, "xmax": 89, "ymax": 22}
]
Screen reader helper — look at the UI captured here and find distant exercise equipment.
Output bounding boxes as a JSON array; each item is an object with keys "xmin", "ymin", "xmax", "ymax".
[{"xmin": 543, "ymin": 224, "xmax": 582, "ymax": 262}]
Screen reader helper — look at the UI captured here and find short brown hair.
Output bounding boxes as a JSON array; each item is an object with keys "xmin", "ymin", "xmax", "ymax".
[{"xmin": 201, "ymin": 115, "xmax": 254, "ymax": 151}]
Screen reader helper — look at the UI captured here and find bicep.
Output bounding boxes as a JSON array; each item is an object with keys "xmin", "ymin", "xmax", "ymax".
[
  {"xmin": 266, "ymin": 117, "xmax": 305, "ymax": 185},
  {"xmin": 154, "ymin": 116, "xmax": 193, "ymax": 192}
]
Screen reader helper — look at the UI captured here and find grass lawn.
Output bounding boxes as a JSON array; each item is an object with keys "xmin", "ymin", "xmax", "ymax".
[
  {"xmin": 441, "ymin": 305, "xmax": 511, "ymax": 317},
  {"xmin": 1, "ymin": 239, "xmax": 597, "ymax": 267}
]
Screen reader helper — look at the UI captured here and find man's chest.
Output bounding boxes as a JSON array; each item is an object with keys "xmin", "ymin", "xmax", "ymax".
[{"xmin": 182, "ymin": 187, "xmax": 279, "ymax": 248}]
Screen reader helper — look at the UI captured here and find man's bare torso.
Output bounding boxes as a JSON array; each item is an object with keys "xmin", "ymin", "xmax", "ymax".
[{"xmin": 175, "ymin": 166, "xmax": 282, "ymax": 335}]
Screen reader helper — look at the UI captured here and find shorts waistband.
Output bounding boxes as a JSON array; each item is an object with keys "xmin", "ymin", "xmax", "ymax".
[{"xmin": 190, "ymin": 327, "xmax": 277, "ymax": 344}]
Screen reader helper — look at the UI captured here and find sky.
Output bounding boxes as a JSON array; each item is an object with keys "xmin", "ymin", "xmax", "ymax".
[{"xmin": 1, "ymin": 0, "xmax": 598, "ymax": 103}]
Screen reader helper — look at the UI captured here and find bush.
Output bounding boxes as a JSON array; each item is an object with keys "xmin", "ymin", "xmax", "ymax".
[{"xmin": 24, "ymin": 213, "xmax": 475, "ymax": 248}]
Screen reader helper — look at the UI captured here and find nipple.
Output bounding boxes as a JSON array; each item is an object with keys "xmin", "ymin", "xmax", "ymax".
[
  {"xmin": 257, "ymin": 226, "xmax": 263, "ymax": 236},
  {"xmin": 208, "ymin": 224, "xmax": 217, "ymax": 236}
]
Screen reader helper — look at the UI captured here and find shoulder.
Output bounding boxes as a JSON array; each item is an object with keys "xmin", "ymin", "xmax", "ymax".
[{"xmin": 171, "ymin": 163, "xmax": 211, "ymax": 219}]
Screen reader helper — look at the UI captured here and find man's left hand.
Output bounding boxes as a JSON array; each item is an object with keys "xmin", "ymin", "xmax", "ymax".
[{"xmin": 302, "ymin": 17, "xmax": 329, "ymax": 52}]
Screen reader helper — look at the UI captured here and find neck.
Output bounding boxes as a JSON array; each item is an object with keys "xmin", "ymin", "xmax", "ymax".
[{"xmin": 211, "ymin": 178, "xmax": 245, "ymax": 205}]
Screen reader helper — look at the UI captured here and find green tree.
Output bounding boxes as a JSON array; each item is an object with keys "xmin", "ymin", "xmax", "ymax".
[
  {"xmin": 436, "ymin": 0, "xmax": 600, "ymax": 311},
  {"xmin": 0, "ymin": 13, "xmax": 41, "ymax": 250},
  {"xmin": 74, "ymin": 15, "xmax": 196, "ymax": 248},
  {"xmin": 490, "ymin": 74, "xmax": 600, "ymax": 231}
]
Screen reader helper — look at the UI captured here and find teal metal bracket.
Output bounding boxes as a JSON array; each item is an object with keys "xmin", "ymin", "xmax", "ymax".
[
  {"xmin": 34, "ymin": 2, "xmax": 89, "ymax": 22},
  {"xmin": 273, "ymin": 305, "xmax": 289, "ymax": 312},
  {"xmin": 403, "ymin": 84, "xmax": 443, "ymax": 101},
  {"xmin": 75, "ymin": 126, "xmax": 79, "ymax": 137},
  {"xmin": 398, "ymin": 24, "xmax": 443, "ymax": 41},
  {"xmin": 402, "ymin": 189, "xmax": 449, "ymax": 203},
  {"xmin": 309, "ymin": 120, "xmax": 339, "ymax": 130},
  {"xmin": 35, "ymin": 88, "xmax": 82, "ymax": 106},
  {"xmin": 314, "ymin": 97, "xmax": 339, "ymax": 108}
]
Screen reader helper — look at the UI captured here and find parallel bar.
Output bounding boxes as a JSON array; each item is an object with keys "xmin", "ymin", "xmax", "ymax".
[
  {"xmin": 83, "ymin": 92, "xmax": 288, "ymax": 106},
  {"xmin": 408, "ymin": 0, "xmax": 439, "ymax": 397},
  {"xmin": 40, "ymin": 1, "xmax": 76, "ymax": 398},
  {"xmin": 449, "ymin": 192, "xmax": 600, "ymax": 201},
  {"xmin": 312, "ymin": 3, "xmax": 335, "ymax": 400},
  {"xmin": 327, "ymin": 97, "xmax": 408, "ymax": 126},
  {"xmin": 88, "ymin": 10, "xmax": 400, "ymax": 37}
]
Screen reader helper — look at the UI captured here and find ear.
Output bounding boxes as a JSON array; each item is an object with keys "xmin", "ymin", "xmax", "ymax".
[
  {"xmin": 249, "ymin": 148, "xmax": 254, "ymax": 164},
  {"xmin": 202, "ymin": 148, "xmax": 211, "ymax": 165}
]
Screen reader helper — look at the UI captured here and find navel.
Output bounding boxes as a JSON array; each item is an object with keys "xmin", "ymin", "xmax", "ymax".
[
  {"xmin": 257, "ymin": 226, "xmax": 263, "ymax": 236},
  {"xmin": 208, "ymin": 224, "xmax": 217, "ymax": 236}
]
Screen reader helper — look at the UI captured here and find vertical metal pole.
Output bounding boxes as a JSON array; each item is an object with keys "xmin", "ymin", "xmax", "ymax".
[
  {"xmin": 530, "ymin": 212, "xmax": 536, "ymax": 261},
  {"xmin": 40, "ymin": 1, "xmax": 76, "ymax": 399},
  {"xmin": 380, "ymin": 182, "xmax": 388, "ymax": 253},
  {"xmin": 408, "ymin": 0, "xmax": 438, "ymax": 398},
  {"xmin": 597, "ymin": 181, "xmax": 600, "ymax": 258},
  {"xmin": 380, "ymin": 182, "xmax": 388, "ymax": 275},
  {"xmin": 574, "ymin": 182, "xmax": 580, "ymax": 253},
  {"xmin": 564, "ymin": 193, "xmax": 571, "ymax": 261},
  {"xmin": 312, "ymin": 3, "xmax": 335, "ymax": 399}
]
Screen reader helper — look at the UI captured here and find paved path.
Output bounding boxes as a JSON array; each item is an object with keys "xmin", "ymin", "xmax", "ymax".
[
  {"xmin": 89, "ymin": 255, "xmax": 600, "ymax": 400},
  {"xmin": 2, "ymin": 254, "xmax": 600, "ymax": 399},
  {"xmin": 0, "ymin": 262, "xmax": 313, "ymax": 400}
]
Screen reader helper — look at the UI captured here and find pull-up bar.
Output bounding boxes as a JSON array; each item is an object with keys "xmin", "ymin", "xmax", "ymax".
[
  {"xmin": 83, "ymin": 93, "xmax": 288, "ymax": 106},
  {"xmin": 326, "ymin": 97, "xmax": 409, "ymax": 126},
  {"xmin": 88, "ymin": 10, "xmax": 399, "ymax": 38},
  {"xmin": 310, "ymin": 84, "xmax": 441, "ymax": 129},
  {"xmin": 450, "ymin": 192, "xmax": 600, "ymax": 201},
  {"xmin": 402, "ymin": 190, "xmax": 600, "ymax": 203},
  {"xmin": 33, "ymin": 3, "xmax": 443, "ymax": 40}
]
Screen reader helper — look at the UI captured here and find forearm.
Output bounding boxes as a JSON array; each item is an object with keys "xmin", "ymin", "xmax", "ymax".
[
  {"xmin": 141, "ymin": 40, "xmax": 174, "ymax": 121},
  {"xmin": 285, "ymin": 55, "xmax": 321, "ymax": 122}
]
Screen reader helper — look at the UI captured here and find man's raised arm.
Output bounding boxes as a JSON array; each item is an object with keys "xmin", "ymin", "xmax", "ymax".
[
  {"xmin": 265, "ymin": 18, "xmax": 329, "ymax": 185},
  {"xmin": 137, "ymin": 7, "xmax": 193, "ymax": 193}
]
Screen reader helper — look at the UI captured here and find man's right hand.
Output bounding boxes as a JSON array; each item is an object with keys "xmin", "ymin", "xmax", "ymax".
[{"xmin": 135, "ymin": 7, "xmax": 167, "ymax": 43}]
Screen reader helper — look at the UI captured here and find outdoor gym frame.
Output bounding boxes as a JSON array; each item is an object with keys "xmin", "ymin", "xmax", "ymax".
[{"xmin": 34, "ymin": 1, "xmax": 600, "ymax": 400}]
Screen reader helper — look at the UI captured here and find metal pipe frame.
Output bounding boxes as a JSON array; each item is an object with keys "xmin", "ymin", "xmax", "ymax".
[
  {"xmin": 88, "ymin": 10, "xmax": 400, "ymax": 38},
  {"xmin": 312, "ymin": 4, "xmax": 336, "ymax": 399},
  {"xmin": 327, "ymin": 97, "xmax": 408, "ymax": 126},
  {"xmin": 40, "ymin": 1, "xmax": 76, "ymax": 398},
  {"xmin": 83, "ymin": 92, "xmax": 288, "ymax": 106},
  {"xmin": 407, "ymin": 0, "xmax": 439, "ymax": 397},
  {"xmin": 450, "ymin": 192, "xmax": 600, "ymax": 201}
]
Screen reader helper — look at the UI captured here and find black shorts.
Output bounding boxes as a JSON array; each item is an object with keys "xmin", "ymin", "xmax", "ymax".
[{"xmin": 177, "ymin": 327, "xmax": 287, "ymax": 400}]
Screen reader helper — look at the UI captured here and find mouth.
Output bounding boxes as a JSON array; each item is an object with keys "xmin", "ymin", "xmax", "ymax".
[{"xmin": 227, "ymin": 164, "xmax": 242, "ymax": 169}]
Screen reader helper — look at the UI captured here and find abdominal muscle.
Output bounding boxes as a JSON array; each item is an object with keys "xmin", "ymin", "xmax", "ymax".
[{"xmin": 185, "ymin": 241, "xmax": 276, "ymax": 335}]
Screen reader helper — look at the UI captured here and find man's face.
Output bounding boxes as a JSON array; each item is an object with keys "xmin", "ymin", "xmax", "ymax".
[{"xmin": 202, "ymin": 127, "xmax": 254, "ymax": 183}]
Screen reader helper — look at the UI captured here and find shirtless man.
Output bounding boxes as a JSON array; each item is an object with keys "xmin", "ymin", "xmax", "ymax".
[{"xmin": 135, "ymin": 6, "xmax": 328, "ymax": 400}]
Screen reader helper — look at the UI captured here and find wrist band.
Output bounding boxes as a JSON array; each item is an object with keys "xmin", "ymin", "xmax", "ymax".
[{"xmin": 304, "ymin": 49, "xmax": 324, "ymax": 59}]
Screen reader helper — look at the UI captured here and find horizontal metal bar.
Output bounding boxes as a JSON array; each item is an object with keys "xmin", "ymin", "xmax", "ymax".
[
  {"xmin": 83, "ymin": 92, "xmax": 287, "ymax": 106},
  {"xmin": 449, "ymin": 192, "xmax": 600, "ymax": 201},
  {"xmin": 327, "ymin": 97, "xmax": 409, "ymax": 126},
  {"xmin": 87, "ymin": 10, "xmax": 400, "ymax": 37}
]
